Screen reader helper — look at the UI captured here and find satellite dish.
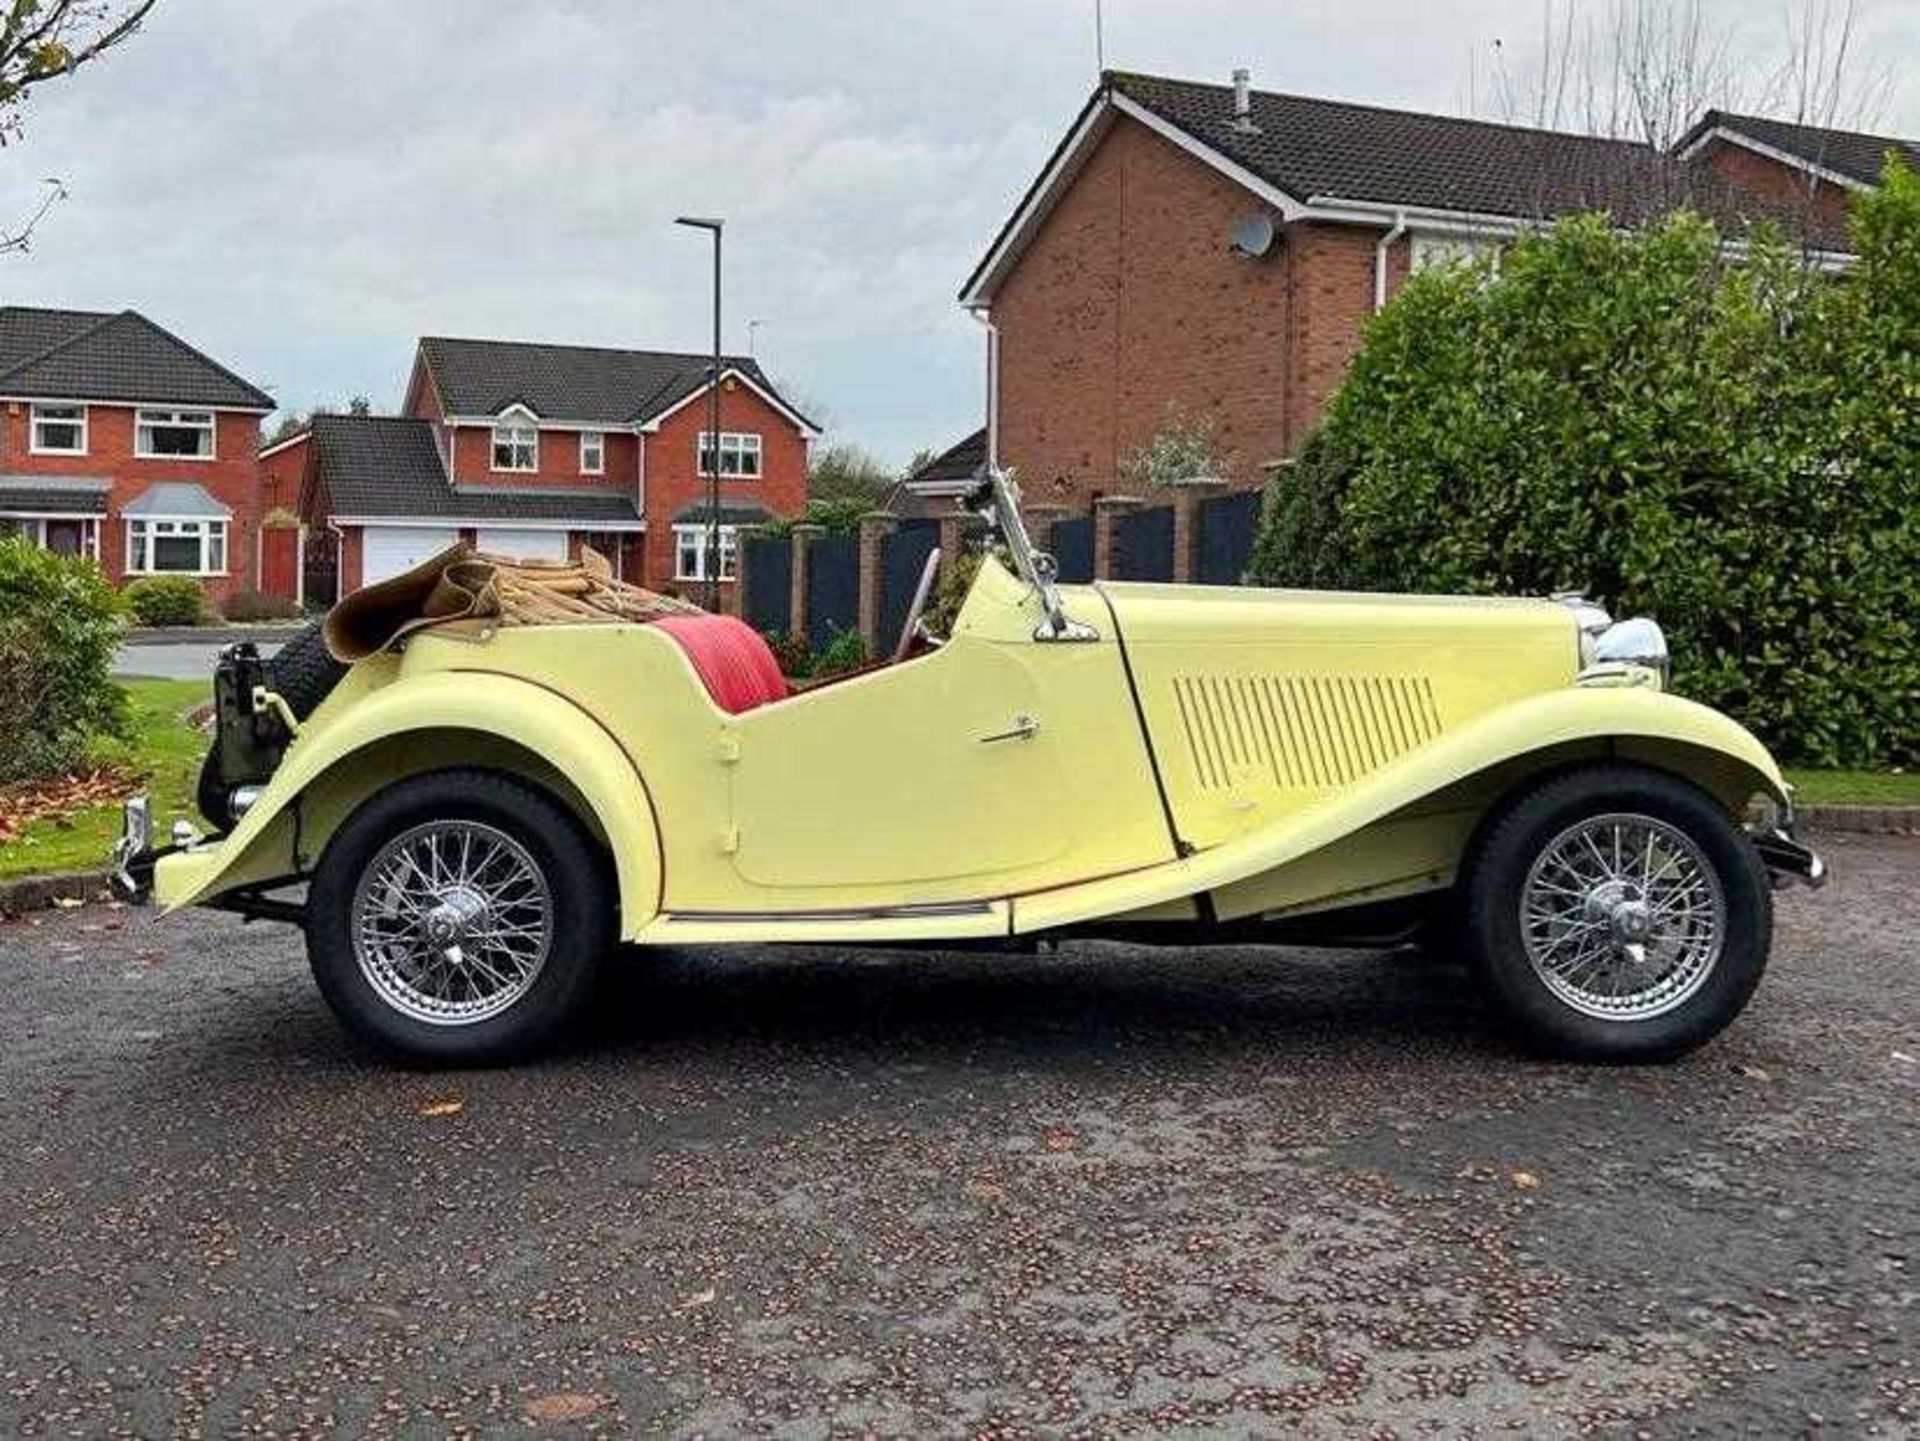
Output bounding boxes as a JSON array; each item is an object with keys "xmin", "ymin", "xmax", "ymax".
[{"xmin": 1230, "ymin": 212, "xmax": 1276, "ymax": 258}]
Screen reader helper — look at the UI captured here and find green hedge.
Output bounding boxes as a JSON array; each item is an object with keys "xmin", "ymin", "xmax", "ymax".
[
  {"xmin": 123, "ymin": 575, "xmax": 209, "ymax": 627},
  {"xmin": 1250, "ymin": 160, "xmax": 1920, "ymax": 768},
  {"xmin": 0, "ymin": 539, "xmax": 129, "ymax": 783}
]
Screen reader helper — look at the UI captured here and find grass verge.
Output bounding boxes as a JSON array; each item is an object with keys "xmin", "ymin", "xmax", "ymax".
[
  {"xmin": 1785, "ymin": 769, "xmax": 1920, "ymax": 807},
  {"xmin": 0, "ymin": 677, "xmax": 207, "ymax": 882}
]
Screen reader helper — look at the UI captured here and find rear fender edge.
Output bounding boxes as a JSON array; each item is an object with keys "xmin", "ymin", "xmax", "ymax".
[{"xmin": 155, "ymin": 670, "xmax": 663, "ymax": 936}]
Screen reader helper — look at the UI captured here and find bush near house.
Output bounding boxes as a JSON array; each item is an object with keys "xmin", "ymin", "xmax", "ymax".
[
  {"xmin": 220, "ymin": 589, "xmax": 300, "ymax": 623},
  {"xmin": 0, "ymin": 539, "xmax": 129, "ymax": 784},
  {"xmin": 1250, "ymin": 160, "xmax": 1920, "ymax": 769},
  {"xmin": 123, "ymin": 575, "xmax": 210, "ymax": 627}
]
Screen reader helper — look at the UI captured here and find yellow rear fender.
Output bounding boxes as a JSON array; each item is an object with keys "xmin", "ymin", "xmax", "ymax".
[
  {"xmin": 155, "ymin": 670, "xmax": 663, "ymax": 934},
  {"xmin": 1015, "ymin": 685, "xmax": 1786, "ymax": 933}
]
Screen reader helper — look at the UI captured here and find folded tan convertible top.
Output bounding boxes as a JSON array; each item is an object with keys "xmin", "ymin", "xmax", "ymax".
[{"xmin": 323, "ymin": 544, "xmax": 702, "ymax": 661}]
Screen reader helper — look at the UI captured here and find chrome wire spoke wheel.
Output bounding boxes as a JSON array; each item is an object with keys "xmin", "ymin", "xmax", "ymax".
[
  {"xmin": 1520, "ymin": 812, "xmax": 1726, "ymax": 1022},
  {"xmin": 349, "ymin": 819, "xmax": 552, "ymax": 1026}
]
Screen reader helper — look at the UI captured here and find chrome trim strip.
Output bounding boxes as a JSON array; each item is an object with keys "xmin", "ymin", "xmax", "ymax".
[{"xmin": 663, "ymin": 900, "xmax": 997, "ymax": 924}]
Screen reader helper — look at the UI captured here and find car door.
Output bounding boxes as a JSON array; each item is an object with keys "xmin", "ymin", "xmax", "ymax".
[{"xmin": 725, "ymin": 625, "xmax": 1174, "ymax": 907}]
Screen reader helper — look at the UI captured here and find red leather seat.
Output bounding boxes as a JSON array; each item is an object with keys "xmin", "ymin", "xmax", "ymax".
[{"xmin": 651, "ymin": 614, "xmax": 789, "ymax": 714}]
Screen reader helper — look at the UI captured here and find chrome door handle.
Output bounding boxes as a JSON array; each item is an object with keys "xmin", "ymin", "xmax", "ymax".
[{"xmin": 979, "ymin": 713, "xmax": 1039, "ymax": 744}]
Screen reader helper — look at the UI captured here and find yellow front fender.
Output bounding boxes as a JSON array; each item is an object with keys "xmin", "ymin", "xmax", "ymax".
[
  {"xmin": 1013, "ymin": 684, "xmax": 1785, "ymax": 934},
  {"xmin": 155, "ymin": 669, "xmax": 663, "ymax": 935}
]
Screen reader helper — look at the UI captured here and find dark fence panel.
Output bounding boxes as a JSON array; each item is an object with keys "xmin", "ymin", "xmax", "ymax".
[
  {"xmin": 878, "ymin": 519, "xmax": 940, "ymax": 651},
  {"xmin": 1196, "ymin": 490, "xmax": 1263, "ymax": 585},
  {"xmin": 302, "ymin": 533, "xmax": 339, "ymax": 609},
  {"xmin": 1051, "ymin": 515, "xmax": 1093, "ymax": 583},
  {"xmin": 1114, "ymin": 504, "xmax": 1175, "ymax": 581},
  {"xmin": 741, "ymin": 533, "xmax": 792, "ymax": 633},
  {"xmin": 805, "ymin": 532, "xmax": 860, "ymax": 650}
]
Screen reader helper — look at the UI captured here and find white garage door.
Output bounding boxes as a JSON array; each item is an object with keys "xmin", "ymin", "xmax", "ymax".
[
  {"xmin": 476, "ymin": 527, "xmax": 569, "ymax": 561},
  {"xmin": 362, "ymin": 526, "xmax": 459, "ymax": 586}
]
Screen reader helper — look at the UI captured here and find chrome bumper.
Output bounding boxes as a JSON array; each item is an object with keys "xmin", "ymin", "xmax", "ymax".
[
  {"xmin": 109, "ymin": 794, "xmax": 187, "ymax": 904},
  {"xmin": 1750, "ymin": 825, "xmax": 1827, "ymax": 890}
]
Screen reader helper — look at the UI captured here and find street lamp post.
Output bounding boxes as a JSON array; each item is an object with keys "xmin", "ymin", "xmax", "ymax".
[{"xmin": 674, "ymin": 215, "xmax": 724, "ymax": 611}]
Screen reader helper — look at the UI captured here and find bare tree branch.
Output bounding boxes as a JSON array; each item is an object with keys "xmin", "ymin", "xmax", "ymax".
[{"xmin": 0, "ymin": 173, "xmax": 63, "ymax": 253}]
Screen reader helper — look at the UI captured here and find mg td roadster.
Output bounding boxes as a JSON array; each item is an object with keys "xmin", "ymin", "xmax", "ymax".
[{"xmin": 114, "ymin": 471, "xmax": 1823, "ymax": 1064}]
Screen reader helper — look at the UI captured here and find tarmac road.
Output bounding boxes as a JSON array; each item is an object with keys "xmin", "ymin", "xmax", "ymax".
[{"xmin": 0, "ymin": 832, "xmax": 1914, "ymax": 1436}]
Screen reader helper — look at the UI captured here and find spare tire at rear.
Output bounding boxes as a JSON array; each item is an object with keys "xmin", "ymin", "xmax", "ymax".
[
  {"xmin": 197, "ymin": 617, "xmax": 350, "ymax": 830},
  {"xmin": 265, "ymin": 616, "xmax": 349, "ymax": 720}
]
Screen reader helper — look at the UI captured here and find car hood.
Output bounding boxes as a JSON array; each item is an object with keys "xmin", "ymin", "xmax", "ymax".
[{"xmin": 1088, "ymin": 579, "xmax": 1582, "ymax": 848}]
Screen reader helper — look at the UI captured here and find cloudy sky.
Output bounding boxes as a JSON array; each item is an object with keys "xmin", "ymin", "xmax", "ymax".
[{"xmin": 6, "ymin": 0, "xmax": 1915, "ymax": 464}]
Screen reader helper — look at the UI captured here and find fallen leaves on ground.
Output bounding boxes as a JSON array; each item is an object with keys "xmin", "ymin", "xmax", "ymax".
[
  {"xmin": 523, "ymin": 1392, "xmax": 605, "ymax": 1424},
  {"xmin": 0, "ymin": 767, "xmax": 140, "ymax": 844},
  {"xmin": 417, "ymin": 1099, "xmax": 464, "ymax": 1118},
  {"xmin": 670, "ymin": 1287, "xmax": 716, "ymax": 1313},
  {"xmin": 1511, "ymin": 1170, "xmax": 1542, "ymax": 1190}
]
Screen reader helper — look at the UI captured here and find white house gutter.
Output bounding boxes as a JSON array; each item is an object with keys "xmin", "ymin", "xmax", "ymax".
[
  {"xmin": 1373, "ymin": 210, "xmax": 1408, "ymax": 311},
  {"xmin": 966, "ymin": 305, "xmax": 1001, "ymax": 469}
]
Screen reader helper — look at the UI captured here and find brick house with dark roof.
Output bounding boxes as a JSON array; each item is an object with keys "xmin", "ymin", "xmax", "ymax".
[
  {"xmin": 1675, "ymin": 109, "xmax": 1920, "ymax": 242},
  {"xmin": 0, "ymin": 306, "xmax": 279, "ymax": 604},
  {"xmin": 281, "ymin": 336, "xmax": 817, "ymax": 598},
  {"xmin": 959, "ymin": 70, "xmax": 1887, "ymax": 505}
]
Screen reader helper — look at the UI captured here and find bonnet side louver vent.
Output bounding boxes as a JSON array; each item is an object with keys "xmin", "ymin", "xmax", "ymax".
[{"xmin": 1171, "ymin": 674, "xmax": 1442, "ymax": 791}]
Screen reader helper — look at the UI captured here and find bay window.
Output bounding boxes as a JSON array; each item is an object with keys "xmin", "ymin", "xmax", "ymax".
[
  {"xmin": 30, "ymin": 403, "xmax": 87, "ymax": 455},
  {"xmin": 136, "ymin": 408, "xmax": 216, "ymax": 459},
  {"xmin": 697, "ymin": 431, "xmax": 762, "ymax": 478},
  {"xmin": 673, "ymin": 524, "xmax": 738, "ymax": 582},
  {"xmin": 127, "ymin": 517, "xmax": 227, "ymax": 575}
]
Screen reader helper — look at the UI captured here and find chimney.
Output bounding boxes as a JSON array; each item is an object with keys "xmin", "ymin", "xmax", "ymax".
[{"xmin": 1231, "ymin": 67, "xmax": 1257, "ymax": 132}]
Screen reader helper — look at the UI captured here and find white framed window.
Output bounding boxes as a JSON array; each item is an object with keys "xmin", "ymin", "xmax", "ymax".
[
  {"xmin": 673, "ymin": 523, "xmax": 738, "ymax": 582},
  {"xmin": 491, "ymin": 417, "xmax": 538, "ymax": 472},
  {"xmin": 30, "ymin": 403, "xmax": 87, "ymax": 455},
  {"xmin": 127, "ymin": 517, "xmax": 227, "ymax": 575},
  {"xmin": 135, "ymin": 408, "xmax": 216, "ymax": 459},
  {"xmin": 579, "ymin": 430, "xmax": 605, "ymax": 474},
  {"xmin": 1411, "ymin": 233, "xmax": 1501, "ymax": 275},
  {"xmin": 697, "ymin": 431, "xmax": 762, "ymax": 479},
  {"xmin": 0, "ymin": 516, "xmax": 100, "ymax": 559}
]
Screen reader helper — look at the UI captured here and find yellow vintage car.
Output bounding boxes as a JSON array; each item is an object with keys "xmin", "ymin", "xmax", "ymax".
[{"xmin": 114, "ymin": 471, "xmax": 1822, "ymax": 1065}]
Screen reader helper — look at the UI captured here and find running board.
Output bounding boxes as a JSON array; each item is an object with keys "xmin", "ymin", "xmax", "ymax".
[{"xmin": 634, "ymin": 899, "xmax": 1009, "ymax": 946}]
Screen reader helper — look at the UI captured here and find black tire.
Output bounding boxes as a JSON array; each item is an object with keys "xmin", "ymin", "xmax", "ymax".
[
  {"xmin": 306, "ymin": 769, "xmax": 613, "ymax": 1065},
  {"xmin": 266, "ymin": 616, "xmax": 349, "ymax": 720},
  {"xmin": 196, "ymin": 746, "xmax": 232, "ymax": 832},
  {"xmin": 197, "ymin": 619, "xmax": 349, "ymax": 830},
  {"xmin": 1462, "ymin": 764, "xmax": 1771, "ymax": 1062}
]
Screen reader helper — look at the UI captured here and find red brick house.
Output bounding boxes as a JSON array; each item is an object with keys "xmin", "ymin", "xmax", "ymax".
[
  {"xmin": 1675, "ymin": 109, "xmax": 1920, "ymax": 240},
  {"xmin": 0, "ymin": 306, "xmax": 278, "ymax": 603},
  {"xmin": 959, "ymin": 71, "xmax": 1876, "ymax": 504},
  {"xmin": 289, "ymin": 336, "xmax": 816, "ymax": 597}
]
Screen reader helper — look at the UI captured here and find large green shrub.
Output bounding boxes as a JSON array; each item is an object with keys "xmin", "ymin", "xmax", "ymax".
[
  {"xmin": 123, "ymin": 575, "xmax": 209, "ymax": 627},
  {"xmin": 1250, "ymin": 163, "xmax": 1920, "ymax": 767},
  {"xmin": 0, "ymin": 539, "xmax": 130, "ymax": 783}
]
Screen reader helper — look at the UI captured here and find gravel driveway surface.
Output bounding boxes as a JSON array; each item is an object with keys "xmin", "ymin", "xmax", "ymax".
[{"xmin": 1, "ymin": 833, "xmax": 1913, "ymax": 1437}]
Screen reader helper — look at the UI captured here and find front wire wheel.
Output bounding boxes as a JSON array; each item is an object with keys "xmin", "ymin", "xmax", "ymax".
[
  {"xmin": 1520, "ymin": 813, "xmax": 1726, "ymax": 1022},
  {"xmin": 1465, "ymin": 766, "xmax": 1771, "ymax": 1061}
]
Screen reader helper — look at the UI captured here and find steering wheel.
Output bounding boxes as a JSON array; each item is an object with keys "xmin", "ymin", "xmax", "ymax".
[{"xmin": 893, "ymin": 546, "xmax": 943, "ymax": 662}]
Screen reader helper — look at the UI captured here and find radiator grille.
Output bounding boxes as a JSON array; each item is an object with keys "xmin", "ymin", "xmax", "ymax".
[{"xmin": 1170, "ymin": 674, "xmax": 1442, "ymax": 791}]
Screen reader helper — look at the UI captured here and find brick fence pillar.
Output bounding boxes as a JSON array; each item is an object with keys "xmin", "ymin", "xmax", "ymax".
[
  {"xmin": 790, "ymin": 523, "xmax": 824, "ymax": 642},
  {"xmin": 856, "ymin": 511, "xmax": 897, "ymax": 651},
  {"xmin": 1092, "ymin": 495, "xmax": 1144, "ymax": 581},
  {"xmin": 1171, "ymin": 479, "xmax": 1228, "ymax": 584}
]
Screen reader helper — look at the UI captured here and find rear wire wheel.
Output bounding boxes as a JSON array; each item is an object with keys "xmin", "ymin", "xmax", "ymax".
[
  {"xmin": 306, "ymin": 769, "xmax": 612, "ymax": 1064},
  {"xmin": 1462, "ymin": 765, "xmax": 1771, "ymax": 1061}
]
